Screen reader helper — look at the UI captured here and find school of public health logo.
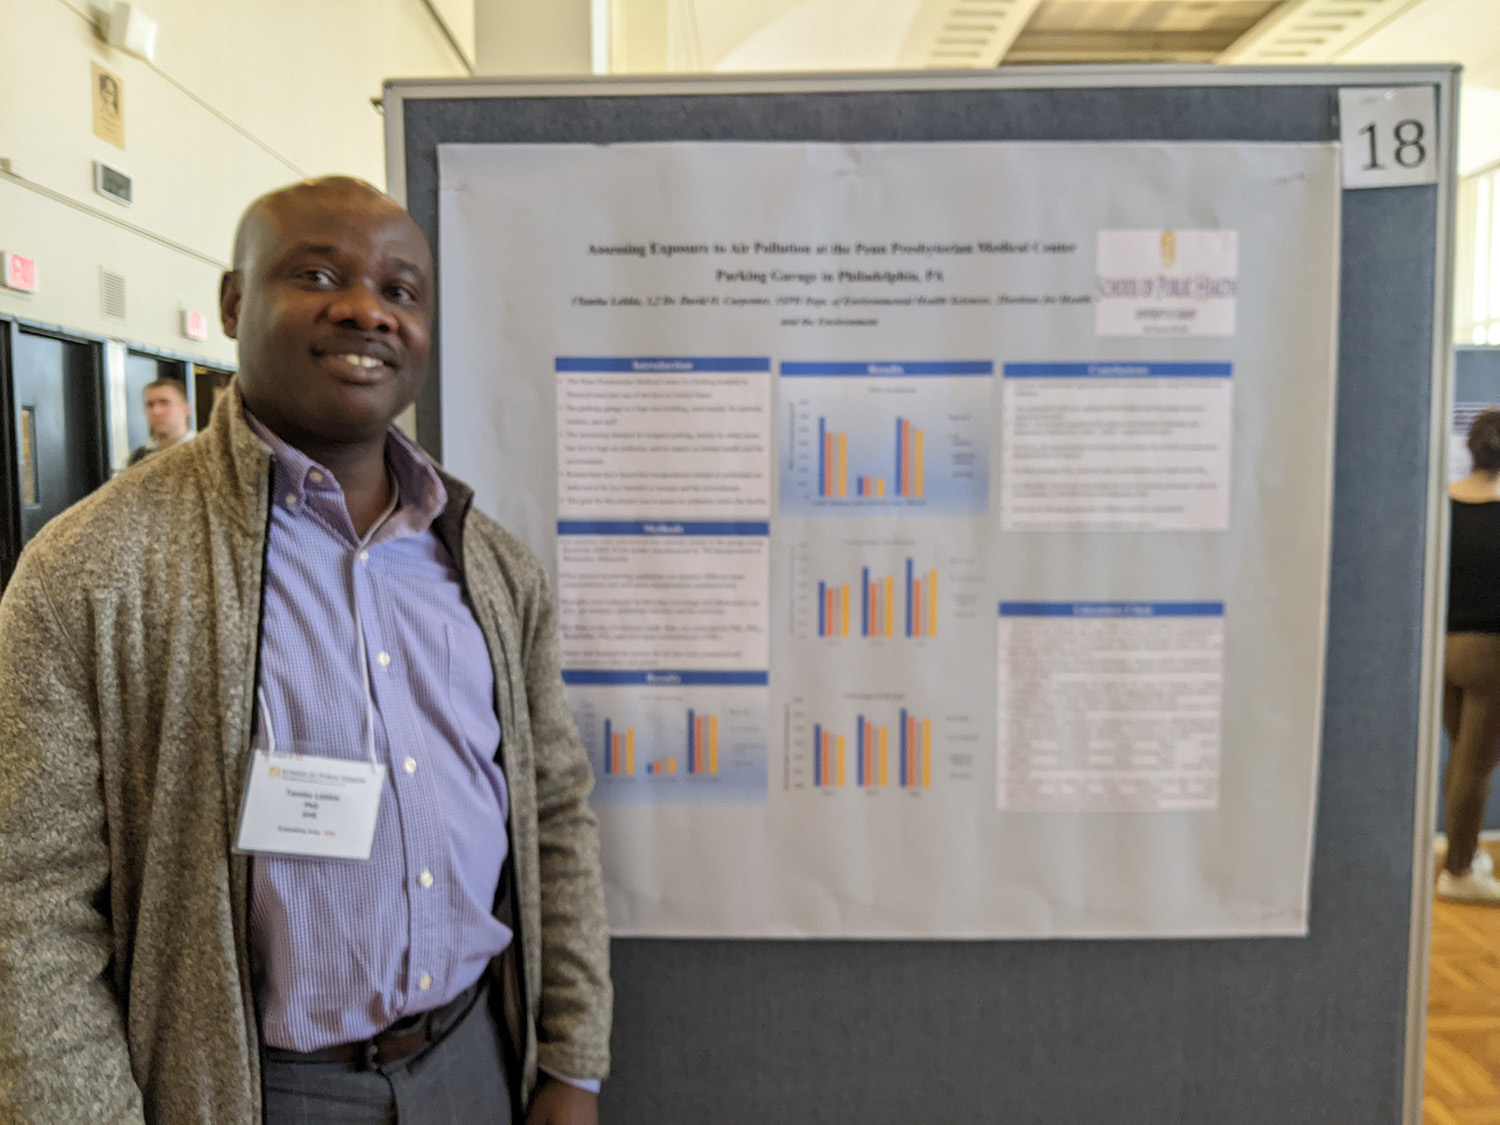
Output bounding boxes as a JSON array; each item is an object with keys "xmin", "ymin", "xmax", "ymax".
[
  {"xmin": 1160, "ymin": 230, "xmax": 1176, "ymax": 269},
  {"xmin": 268, "ymin": 766, "xmax": 282, "ymax": 779}
]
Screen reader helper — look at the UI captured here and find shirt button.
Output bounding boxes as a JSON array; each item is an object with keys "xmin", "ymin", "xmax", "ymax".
[
  {"xmin": 418, "ymin": 973, "xmax": 432, "ymax": 991},
  {"xmin": 284, "ymin": 493, "xmax": 298, "ymax": 508},
  {"xmin": 308, "ymin": 470, "xmax": 323, "ymax": 484},
  {"xmin": 419, "ymin": 869, "xmax": 434, "ymax": 888},
  {"xmin": 358, "ymin": 550, "xmax": 370, "ymax": 564},
  {"xmin": 377, "ymin": 652, "xmax": 391, "ymax": 668},
  {"xmin": 403, "ymin": 757, "xmax": 417, "ymax": 774}
]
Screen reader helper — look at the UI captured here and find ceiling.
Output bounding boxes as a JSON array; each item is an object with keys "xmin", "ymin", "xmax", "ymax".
[{"xmin": 601, "ymin": 0, "xmax": 1499, "ymax": 174}]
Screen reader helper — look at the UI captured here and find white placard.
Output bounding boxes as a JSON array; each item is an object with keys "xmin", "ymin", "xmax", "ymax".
[
  {"xmin": 999, "ymin": 363, "xmax": 1234, "ymax": 532},
  {"xmin": 997, "ymin": 603, "xmax": 1224, "ymax": 813},
  {"xmin": 1337, "ymin": 86, "xmax": 1438, "ymax": 189},
  {"xmin": 1094, "ymin": 229, "xmax": 1238, "ymax": 337}
]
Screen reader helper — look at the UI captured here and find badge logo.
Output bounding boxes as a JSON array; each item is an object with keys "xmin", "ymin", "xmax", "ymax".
[
  {"xmin": 1160, "ymin": 230, "xmax": 1177, "ymax": 269},
  {"xmin": 268, "ymin": 766, "xmax": 282, "ymax": 779}
]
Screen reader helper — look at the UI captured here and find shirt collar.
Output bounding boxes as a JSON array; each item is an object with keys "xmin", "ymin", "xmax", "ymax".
[{"xmin": 242, "ymin": 407, "xmax": 448, "ymax": 531}]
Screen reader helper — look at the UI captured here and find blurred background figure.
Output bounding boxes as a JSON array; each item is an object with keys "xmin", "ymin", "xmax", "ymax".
[
  {"xmin": 128, "ymin": 379, "xmax": 194, "ymax": 466},
  {"xmin": 1441, "ymin": 409, "xmax": 1500, "ymax": 902}
]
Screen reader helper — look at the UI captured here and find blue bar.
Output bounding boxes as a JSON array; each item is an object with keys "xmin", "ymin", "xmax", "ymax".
[
  {"xmin": 556, "ymin": 356, "xmax": 771, "ymax": 372},
  {"xmin": 818, "ymin": 416, "xmax": 827, "ymax": 498},
  {"xmin": 899, "ymin": 708, "xmax": 908, "ymax": 787},
  {"xmin": 781, "ymin": 361, "xmax": 993, "ymax": 377},
  {"xmin": 857, "ymin": 719, "xmax": 865, "ymax": 787},
  {"xmin": 687, "ymin": 710, "xmax": 696, "ymax": 774},
  {"xmin": 603, "ymin": 719, "xmax": 612, "ymax": 773},
  {"xmin": 861, "ymin": 567, "xmax": 870, "ymax": 636},
  {"xmin": 895, "ymin": 417, "xmax": 904, "ymax": 497},
  {"xmin": 562, "ymin": 670, "xmax": 770, "ymax": 686},
  {"xmin": 998, "ymin": 601, "xmax": 1225, "ymax": 618},
  {"xmin": 814, "ymin": 724, "xmax": 823, "ymax": 787},
  {"xmin": 905, "ymin": 558, "xmax": 914, "ymax": 637},
  {"xmin": 557, "ymin": 521, "xmax": 770, "ymax": 536},
  {"xmin": 817, "ymin": 581, "xmax": 826, "ymax": 637},
  {"xmin": 1002, "ymin": 362, "xmax": 1233, "ymax": 379}
]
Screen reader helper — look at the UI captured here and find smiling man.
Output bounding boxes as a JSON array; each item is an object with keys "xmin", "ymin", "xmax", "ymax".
[{"xmin": 0, "ymin": 178, "xmax": 611, "ymax": 1124}]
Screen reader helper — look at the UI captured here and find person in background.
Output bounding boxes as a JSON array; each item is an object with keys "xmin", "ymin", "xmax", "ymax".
[
  {"xmin": 0, "ymin": 177, "xmax": 611, "ymax": 1122},
  {"xmin": 127, "ymin": 377, "xmax": 195, "ymax": 464},
  {"xmin": 1440, "ymin": 409, "xmax": 1500, "ymax": 902}
]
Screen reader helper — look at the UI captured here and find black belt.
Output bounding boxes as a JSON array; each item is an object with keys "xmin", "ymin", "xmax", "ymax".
[{"xmin": 265, "ymin": 979, "xmax": 484, "ymax": 1070}]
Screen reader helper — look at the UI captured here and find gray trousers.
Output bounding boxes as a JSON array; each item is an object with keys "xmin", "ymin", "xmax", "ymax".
[{"xmin": 262, "ymin": 985, "xmax": 514, "ymax": 1125}]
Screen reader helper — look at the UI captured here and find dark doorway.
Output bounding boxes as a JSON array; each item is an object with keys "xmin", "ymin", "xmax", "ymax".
[
  {"xmin": 193, "ymin": 363, "xmax": 235, "ymax": 431},
  {"xmin": 1, "ymin": 321, "xmax": 107, "ymax": 582},
  {"xmin": 125, "ymin": 350, "xmax": 187, "ymax": 457}
]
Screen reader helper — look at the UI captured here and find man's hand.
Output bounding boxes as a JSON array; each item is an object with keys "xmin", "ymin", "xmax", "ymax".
[{"xmin": 526, "ymin": 1078, "xmax": 599, "ymax": 1125}]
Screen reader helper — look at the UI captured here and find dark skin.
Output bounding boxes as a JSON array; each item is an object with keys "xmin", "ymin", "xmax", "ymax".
[{"xmin": 219, "ymin": 178, "xmax": 599, "ymax": 1125}]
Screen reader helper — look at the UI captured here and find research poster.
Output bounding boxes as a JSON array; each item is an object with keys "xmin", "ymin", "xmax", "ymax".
[{"xmin": 439, "ymin": 140, "xmax": 1340, "ymax": 938}]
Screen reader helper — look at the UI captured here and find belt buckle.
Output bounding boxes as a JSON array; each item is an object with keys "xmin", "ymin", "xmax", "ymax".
[{"xmin": 361, "ymin": 1039, "xmax": 381, "ymax": 1071}]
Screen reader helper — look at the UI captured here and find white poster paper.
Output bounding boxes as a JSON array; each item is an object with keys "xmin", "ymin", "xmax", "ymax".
[{"xmin": 439, "ymin": 139, "xmax": 1340, "ymax": 939}]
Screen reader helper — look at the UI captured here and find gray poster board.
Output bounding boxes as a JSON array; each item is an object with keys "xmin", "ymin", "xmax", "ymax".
[{"xmin": 385, "ymin": 68, "xmax": 1456, "ymax": 1124}]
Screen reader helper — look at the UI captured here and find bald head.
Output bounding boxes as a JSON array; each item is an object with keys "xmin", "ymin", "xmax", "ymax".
[
  {"xmin": 231, "ymin": 176, "xmax": 418, "ymax": 275},
  {"xmin": 219, "ymin": 174, "xmax": 434, "ymax": 454}
]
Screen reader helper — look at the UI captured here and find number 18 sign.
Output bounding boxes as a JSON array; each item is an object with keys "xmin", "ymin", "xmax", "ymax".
[{"xmin": 1337, "ymin": 86, "xmax": 1439, "ymax": 190}]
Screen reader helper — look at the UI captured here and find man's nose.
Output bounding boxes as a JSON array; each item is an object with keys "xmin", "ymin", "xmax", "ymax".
[{"xmin": 328, "ymin": 282, "xmax": 398, "ymax": 332}]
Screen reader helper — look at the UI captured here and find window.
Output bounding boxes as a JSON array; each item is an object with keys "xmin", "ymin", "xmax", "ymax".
[{"xmin": 1457, "ymin": 162, "xmax": 1500, "ymax": 345}]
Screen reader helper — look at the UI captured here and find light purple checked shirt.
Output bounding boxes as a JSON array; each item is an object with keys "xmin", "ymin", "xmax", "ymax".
[
  {"xmin": 247, "ymin": 412, "xmax": 514, "ymax": 1055},
  {"xmin": 244, "ymin": 413, "xmax": 599, "ymax": 1093}
]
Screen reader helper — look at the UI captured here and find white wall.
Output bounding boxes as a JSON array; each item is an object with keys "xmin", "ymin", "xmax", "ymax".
[{"xmin": 0, "ymin": 0, "xmax": 469, "ymax": 364}]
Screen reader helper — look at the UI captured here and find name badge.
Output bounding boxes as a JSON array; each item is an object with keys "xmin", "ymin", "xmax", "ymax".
[{"xmin": 234, "ymin": 750, "xmax": 386, "ymax": 861}]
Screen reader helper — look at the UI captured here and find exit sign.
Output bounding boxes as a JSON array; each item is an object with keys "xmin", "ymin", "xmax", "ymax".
[{"xmin": 2, "ymin": 251, "xmax": 37, "ymax": 292}]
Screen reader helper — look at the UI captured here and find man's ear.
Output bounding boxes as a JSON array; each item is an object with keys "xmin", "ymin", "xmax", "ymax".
[{"xmin": 219, "ymin": 271, "xmax": 242, "ymax": 339}]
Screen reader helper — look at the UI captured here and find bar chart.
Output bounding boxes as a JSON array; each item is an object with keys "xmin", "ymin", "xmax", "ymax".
[
  {"xmin": 816, "ymin": 558, "xmax": 939, "ymax": 639},
  {"xmin": 780, "ymin": 361, "xmax": 993, "ymax": 515},
  {"xmin": 566, "ymin": 676, "xmax": 768, "ymax": 805},
  {"xmin": 816, "ymin": 416, "xmax": 927, "ymax": 499},
  {"xmin": 802, "ymin": 707, "xmax": 937, "ymax": 791}
]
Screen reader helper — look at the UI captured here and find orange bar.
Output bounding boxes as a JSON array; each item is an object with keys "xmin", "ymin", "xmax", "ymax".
[
  {"xmin": 864, "ymin": 722, "xmax": 873, "ymax": 784},
  {"xmin": 914, "ymin": 429, "xmax": 925, "ymax": 498},
  {"xmin": 626, "ymin": 728, "xmax": 635, "ymax": 775},
  {"xmin": 907, "ymin": 714, "xmax": 917, "ymax": 786},
  {"xmin": 884, "ymin": 576, "xmax": 894, "ymax": 638},
  {"xmin": 922, "ymin": 718, "xmax": 932, "ymax": 787},
  {"xmin": 875, "ymin": 478, "xmax": 885, "ymax": 497},
  {"xmin": 903, "ymin": 419, "xmax": 912, "ymax": 496},
  {"xmin": 708, "ymin": 715, "xmax": 718, "ymax": 774},
  {"xmin": 837, "ymin": 433, "xmax": 848, "ymax": 498},
  {"xmin": 822, "ymin": 730, "xmax": 830, "ymax": 788},
  {"xmin": 668, "ymin": 757, "xmax": 677, "ymax": 775},
  {"xmin": 826, "ymin": 587, "xmax": 835, "ymax": 636},
  {"xmin": 929, "ymin": 569, "xmax": 938, "ymax": 637},
  {"xmin": 841, "ymin": 584, "xmax": 850, "ymax": 638},
  {"xmin": 836, "ymin": 735, "xmax": 846, "ymax": 787},
  {"xmin": 879, "ymin": 727, "xmax": 889, "ymax": 787}
]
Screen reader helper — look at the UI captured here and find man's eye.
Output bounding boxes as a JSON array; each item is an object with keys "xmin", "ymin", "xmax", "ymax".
[
  {"xmin": 300, "ymin": 268, "xmax": 335, "ymax": 285},
  {"xmin": 387, "ymin": 283, "xmax": 418, "ymax": 302}
]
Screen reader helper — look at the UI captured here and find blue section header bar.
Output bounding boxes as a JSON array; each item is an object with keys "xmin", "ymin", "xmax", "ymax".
[
  {"xmin": 999, "ymin": 601, "xmax": 1225, "ymax": 618},
  {"xmin": 562, "ymin": 670, "xmax": 770, "ymax": 686},
  {"xmin": 781, "ymin": 361, "xmax": 993, "ymax": 377},
  {"xmin": 557, "ymin": 521, "xmax": 769, "ymax": 536},
  {"xmin": 555, "ymin": 357, "xmax": 770, "ymax": 373},
  {"xmin": 1003, "ymin": 362, "xmax": 1232, "ymax": 378}
]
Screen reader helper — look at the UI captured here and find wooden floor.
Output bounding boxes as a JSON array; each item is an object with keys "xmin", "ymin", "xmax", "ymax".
[{"xmin": 1425, "ymin": 842, "xmax": 1500, "ymax": 1124}]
